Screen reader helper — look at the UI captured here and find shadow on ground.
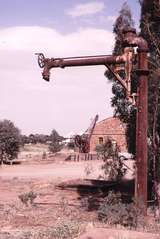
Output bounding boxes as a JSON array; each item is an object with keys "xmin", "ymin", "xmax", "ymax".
[{"xmin": 58, "ymin": 178, "xmax": 154, "ymax": 211}]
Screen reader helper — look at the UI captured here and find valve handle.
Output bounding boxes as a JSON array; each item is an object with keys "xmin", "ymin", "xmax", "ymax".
[{"xmin": 35, "ymin": 53, "xmax": 45, "ymax": 68}]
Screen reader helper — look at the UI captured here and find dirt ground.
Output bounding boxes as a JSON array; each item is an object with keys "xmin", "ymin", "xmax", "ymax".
[{"xmin": 0, "ymin": 154, "xmax": 160, "ymax": 239}]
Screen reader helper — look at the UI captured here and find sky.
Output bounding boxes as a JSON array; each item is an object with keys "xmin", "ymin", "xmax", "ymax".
[{"xmin": 0, "ymin": 0, "xmax": 141, "ymax": 136}]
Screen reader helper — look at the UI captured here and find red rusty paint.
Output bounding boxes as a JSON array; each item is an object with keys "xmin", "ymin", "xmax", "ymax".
[
  {"xmin": 123, "ymin": 28, "xmax": 149, "ymax": 214},
  {"xmin": 136, "ymin": 51, "xmax": 148, "ymax": 214},
  {"xmin": 36, "ymin": 53, "xmax": 126, "ymax": 81}
]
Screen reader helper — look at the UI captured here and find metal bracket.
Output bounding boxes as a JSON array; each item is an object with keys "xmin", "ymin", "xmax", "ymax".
[
  {"xmin": 105, "ymin": 47, "xmax": 136, "ymax": 105},
  {"xmin": 105, "ymin": 64, "xmax": 127, "ymax": 90}
]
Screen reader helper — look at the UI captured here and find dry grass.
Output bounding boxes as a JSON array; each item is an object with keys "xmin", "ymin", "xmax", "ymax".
[
  {"xmin": 18, "ymin": 143, "xmax": 49, "ymax": 160},
  {"xmin": 0, "ymin": 153, "xmax": 160, "ymax": 239}
]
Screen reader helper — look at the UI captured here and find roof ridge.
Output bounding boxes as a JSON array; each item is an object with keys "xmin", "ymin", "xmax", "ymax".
[{"xmin": 97, "ymin": 116, "xmax": 120, "ymax": 125}]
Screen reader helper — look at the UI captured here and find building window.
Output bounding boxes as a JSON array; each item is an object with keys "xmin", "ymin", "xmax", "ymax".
[{"xmin": 99, "ymin": 137, "xmax": 103, "ymax": 144}]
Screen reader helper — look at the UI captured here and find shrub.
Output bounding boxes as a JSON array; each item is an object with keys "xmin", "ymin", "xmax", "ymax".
[
  {"xmin": 84, "ymin": 163, "xmax": 94, "ymax": 176},
  {"xmin": 49, "ymin": 129, "xmax": 63, "ymax": 153},
  {"xmin": 18, "ymin": 191, "xmax": 37, "ymax": 206},
  {"xmin": 49, "ymin": 141, "xmax": 62, "ymax": 153},
  {"xmin": 28, "ymin": 221, "xmax": 82, "ymax": 239},
  {"xmin": 12, "ymin": 221, "xmax": 82, "ymax": 239},
  {"xmin": 98, "ymin": 191, "xmax": 144, "ymax": 228},
  {"xmin": 96, "ymin": 138, "xmax": 127, "ymax": 180}
]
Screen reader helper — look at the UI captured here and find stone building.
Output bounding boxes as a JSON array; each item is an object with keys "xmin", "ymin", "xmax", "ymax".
[{"xmin": 89, "ymin": 117, "xmax": 127, "ymax": 153}]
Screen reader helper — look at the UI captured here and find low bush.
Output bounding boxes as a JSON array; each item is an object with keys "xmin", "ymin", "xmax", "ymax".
[
  {"xmin": 50, "ymin": 220, "xmax": 81, "ymax": 239},
  {"xmin": 18, "ymin": 191, "xmax": 37, "ymax": 206},
  {"xmin": 96, "ymin": 138, "xmax": 127, "ymax": 180},
  {"xmin": 98, "ymin": 191, "xmax": 144, "ymax": 228}
]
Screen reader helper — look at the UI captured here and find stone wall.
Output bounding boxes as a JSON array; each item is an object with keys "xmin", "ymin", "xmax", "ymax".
[{"xmin": 89, "ymin": 117, "xmax": 127, "ymax": 153}]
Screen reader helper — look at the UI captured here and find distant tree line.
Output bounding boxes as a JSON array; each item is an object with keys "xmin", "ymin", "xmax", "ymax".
[
  {"xmin": 21, "ymin": 129, "xmax": 64, "ymax": 145},
  {"xmin": 0, "ymin": 119, "xmax": 64, "ymax": 164},
  {"xmin": 21, "ymin": 133, "xmax": 50, "ymax": 145}
]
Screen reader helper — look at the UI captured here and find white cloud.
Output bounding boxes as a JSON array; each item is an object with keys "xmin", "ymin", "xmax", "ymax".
[
  {"xmin": 0, "ymin": 26, "xmax": 114, "ymax": 54},
  {"xmin": 0, "ymin": 26, "xmax": 114, "ymax": 135},
  {"xmin": 67, "ymin": 1, "xmax": 105, "ymax": 17},
  {"xmin": 99, "ymin": 15, "xmax": 117, "ymax": 24},
  {"xmin": 106, "ymin": 15, "xmax": 117, "ymax": 23}
]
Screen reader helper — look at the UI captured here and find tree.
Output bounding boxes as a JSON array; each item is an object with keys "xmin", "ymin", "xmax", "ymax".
[
  {"xmin": 0, "ymin": 120, "xmax": 21, "ymax": 164},
  {"xmin": 20, "ymin": 134, "xmax": 30, "ymax": 145},
  {"xmin": 48, "ymin": 129, "xmax": 63, "ymax": 153},
  {"xmin": 35, "ymin": 134, "xmax": 50, "ymax": 144},
  {"xmin": 96, "ymin": 138, "xmax": 126, "ymax": 181},
  {"xmin": 140, "ymin": 0, "xmax": 160, "ymax": 213},
  {"xmin": 22, "ymin": 133, "xmax": 50, "ymax": 145},
  {"xmin": 105, "ymin": 2, "xmax": 136, "ymax": 154}
]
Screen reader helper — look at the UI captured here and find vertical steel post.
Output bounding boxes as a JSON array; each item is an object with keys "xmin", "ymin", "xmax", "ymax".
[
  {"xmin": 123, "ymin": 28, "xmax": 149, "ymax": 214},
  {"xmin": 136, "ymin": 49, "xmax": 149, "ymax": 213}
]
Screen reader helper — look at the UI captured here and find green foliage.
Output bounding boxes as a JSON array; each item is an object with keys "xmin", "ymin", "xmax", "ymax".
[
  {"xmin": 96, "ymin": 138, "xmax": 116, "ymax": 158},
  {"xmin": 84, "ymin": 163, "xmax": 94, "ymax": 177},
  {"xmin": 104, "ymin": 2, "xmax": 136, "ymax": 154},
  {"xmin": 50, "ymin": 221, "xmax": 81, "ymax": 239},
  {"xmin": 0, "ymin": 120, "xmax": 21, "ymax": 163},
  {"xmin": 113, "ymin": 2, "xmax": 134, "ymax": 55},
  {"xmin": 49, "ymin": 141, "xmax": 62, "ymax": 153},
  {"xmin": 21, "ymin": 134, "xmax": 50, "ymax": 145},
  {"xmin": 98, "ymin": 191, "xmax": 143, "ymax": 228},
  {"xmin": 20, "ymin": 135, "xmax": 30, "ymax": 145},
  {"xmin": 140, "ymin": 0, "xmax": 160, "ymax": 188},
  {"xmin": 8, "ymin": 221, "xmax": 82, "ymax": 239},
  {"xmin": 18, "ymin": 191, "xmax": 37, "ymax": 206},
  {"xmin": 50, "ymin": 129, "xmax": 63, "ymax": 142},
  {"xmin": 140, "ymin": 0, "xmax": 160, "ymax": 54},
  {"xmin": 67, "ymin": 141, "xmax": 75, "ymax": 150},
  {"xmin": 49, "ymin": 129, "xmax": 63, "ymax": 153},
  {"xmin": 96, "ymin": 138, "xmax": 127, "ymax": 180}
]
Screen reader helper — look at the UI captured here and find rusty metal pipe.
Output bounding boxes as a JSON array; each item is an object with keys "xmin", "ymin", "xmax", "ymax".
[
  {"xmin": 42, "ymin": 54, "xmax": 126, "ymax": 81},
  {"xmin": 123, "ymin": 28, "xmax": 148, "ymax": 52},
  {"xmin": 136, "ymin": 51, "xmax": 148, "ymax": 214},
  {"xmin": 47, "ymin": 55, "xmax": 126, "ymax": 68},
  {"xmin": 123, "ymin": 28, "xmax": 149, "ymax": 214}
]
